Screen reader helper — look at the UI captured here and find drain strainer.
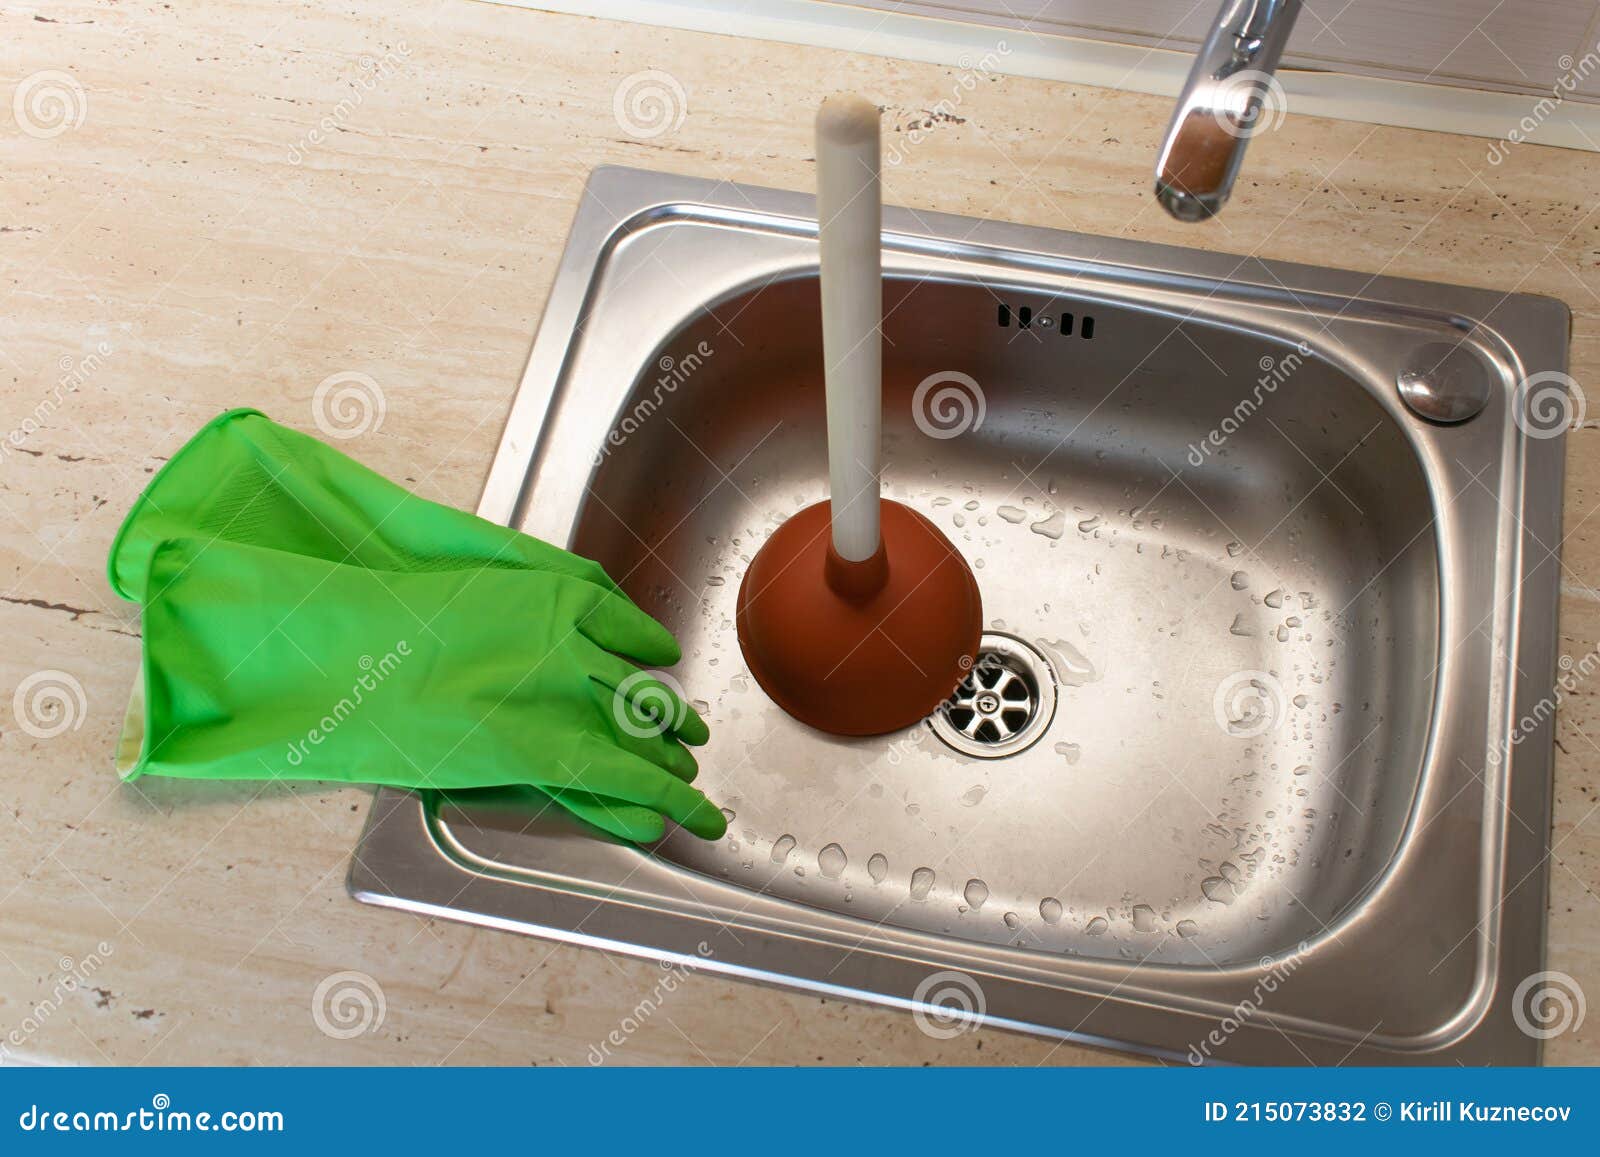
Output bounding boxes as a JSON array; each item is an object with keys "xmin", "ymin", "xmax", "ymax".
[{"xmin": 929, "ymin": 632, "xmax": 1058, "ymax": 758}]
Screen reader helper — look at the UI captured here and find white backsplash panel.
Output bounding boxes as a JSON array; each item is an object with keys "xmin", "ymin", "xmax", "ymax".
[{"xmin": 849, "ymin": 0, "xmax": 1600, "ymax": 101}]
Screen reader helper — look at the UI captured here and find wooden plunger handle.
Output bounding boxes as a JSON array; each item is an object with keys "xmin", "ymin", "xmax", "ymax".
[{"xmin": 816, "ymin": 93, "xmax": 882, "ymax": 564}]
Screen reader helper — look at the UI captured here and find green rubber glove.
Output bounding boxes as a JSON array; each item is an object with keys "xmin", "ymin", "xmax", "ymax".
[
  {"xmin": 110, "ymin": 410, "xmax": 718, "ymax": 842},
  {"xmin": 109, "ymin": 408, "xmax": 618, "ymax": 602},
  {"xmin": 130, "ymin": 537, "xmax": 725, "ymax": 841}
]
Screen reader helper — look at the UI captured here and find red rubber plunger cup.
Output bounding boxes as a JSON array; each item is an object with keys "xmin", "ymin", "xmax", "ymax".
[
  {"xmin": 737, "ymin": 499, "xmax": 981, "ymax": 736},
  {"xmin": 736, "ymin": 95, "xmax": 982, "ymax": 736}
]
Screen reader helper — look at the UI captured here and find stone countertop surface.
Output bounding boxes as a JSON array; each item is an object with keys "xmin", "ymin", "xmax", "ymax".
[{"xmin": 0, "ymin": 0, "xmax": 1595, "ymax": 1065}]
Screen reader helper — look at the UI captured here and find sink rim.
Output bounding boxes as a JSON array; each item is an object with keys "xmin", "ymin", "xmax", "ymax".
[{"xmin": 350, "ymin": 165, "xmax": 1568, "ymax": 1065}]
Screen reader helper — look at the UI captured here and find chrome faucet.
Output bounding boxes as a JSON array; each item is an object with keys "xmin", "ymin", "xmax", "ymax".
[{"xmin": 1155, "ymin": 0, "xmax": 1301, "ymax": 221}]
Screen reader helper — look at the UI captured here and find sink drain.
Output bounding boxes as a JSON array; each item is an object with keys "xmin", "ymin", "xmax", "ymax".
[{"xmin": 929, "ymin": 633, "xmax": 1057, "ymax": 758}]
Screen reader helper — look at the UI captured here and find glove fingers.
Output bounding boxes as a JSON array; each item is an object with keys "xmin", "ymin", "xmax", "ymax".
[
  {"xmin": 580, "ymin": 677, "xmax": 700, "ymax": 782},
  {"xmin": 584, "ymin": 648, "xmax": 711, "ymax": 748},
  {"xmin": 576, "ymin": 591, "xmax": 682, "ymax": 667},
  {"xmin": 542, "ymin": 786, "xmax": 667, "ymax": 844},
  {"xmin": 614, "ymin": 726, "xmax": 702, "ymax": 783},
  {"xmin": 574, "ymin": 735, "xmax": 727, "ymax": 840}
]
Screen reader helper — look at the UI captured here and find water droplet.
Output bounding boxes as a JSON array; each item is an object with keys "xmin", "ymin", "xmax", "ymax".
[
  {"xmin": 1176, "ymin": 919, "xmax": 1200, "ymax": 939},
  {"xmin": 1226, "ymin": 541, "xmax": 1244, "ymax": 558},
  {"xmin": 720, "ymin": 807, "xmax": 736, "ymax": 822},
  {"xmin": 997, "ymin": 505, "xmax": 1027, "ymax": 524},
  {"xmin": 1053, "ymin": 741, "xmax": 1082, "ymax": 764},
  {"xmin": 1293, "ymin": 764, "xmax": 1311, "ymax": 776},
  {"xmin": 1264, "ymin": 588, "xmax": 1285, "ymax": 609},
  {"xmin": 1131, "ymin": 904, "xmax": 1158, "ymax": 933},
  {"xmin": 818, "ymin": 842, "xmax": 848, "ymax": 879},
  {"xmin": 1077, "ymin": 514, "xmax": 1103, "ymax": 534},
  {"xmin": 1293, "ymin": 694, "xmax": 1308, "ymax": 708},
  {"xmin": 1085, "ymin": 916, "xmax": 1109, "ymax": 935},
  {"xmin": 1043, "ymin": 638, "xmax": 1097, "ymax": 686},
  {"xmin": 1229, "ymin": 613, "xmax": 1254, "ymax": 637},
  {"xmin": 1003, "ymin": 911, "xmax": 1021, "ymax": 930},
  {"xmin": 1202, "ymin": 876, "xmax": 1237, "ymax": 905},
  {"xmin": 1030, "ymin": 510, "xmax": 1066, "ymax": 540},
  {"xmin": 867, "ymin": 853, "xmax": 889, "ymax": 884},
  {"xmin": 960, "ymin": 784, "xmax": 987, "ymax": 807},
  {"xmin": 706, "ymin": 575, "xmax": 725, "ymax": 588},
  {"xmin": 963, "ymin": 878, "xmax": 989, "ymax": 910},
  {"xmin": 909, "ymin": 867, "xmax": 936, "ymax": 901},
  {"xmin": 1039, "ymin": 897, "xmax": 1063, "ymax": 924},
  {"xmin": 770, "ymin": 834, "xmax": 796, "ymax": 863},
  {"xmin": 1230, "ymin": 571, "xmax": 1249, "ymax": 590}
]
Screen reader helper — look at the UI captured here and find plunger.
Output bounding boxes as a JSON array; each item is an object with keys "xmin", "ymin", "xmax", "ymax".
[{"xmin": 735, "ymin": 94, "xmax": 983, "ymax": 737}]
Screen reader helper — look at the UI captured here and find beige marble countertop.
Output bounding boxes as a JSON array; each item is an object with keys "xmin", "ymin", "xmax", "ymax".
[{"xmin": 0, "ymin": 0, "xmax": 1595, "ymax": 1065}]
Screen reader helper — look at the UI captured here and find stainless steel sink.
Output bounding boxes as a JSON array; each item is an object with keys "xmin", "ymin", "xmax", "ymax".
[{"xmin": 350, "ymin": 166, "xmax": 1569, "ymax": 1064}]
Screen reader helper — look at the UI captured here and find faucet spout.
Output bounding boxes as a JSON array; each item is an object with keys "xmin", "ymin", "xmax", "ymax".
[{"xmin": 1155, "ymin": 0, "xmax": 1301, "ymax": 221}]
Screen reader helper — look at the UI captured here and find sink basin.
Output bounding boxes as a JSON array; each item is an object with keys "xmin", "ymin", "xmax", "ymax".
[{"xmin": 351, "ymin": 166, "xmax": 1569, "ymax": 1064}]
